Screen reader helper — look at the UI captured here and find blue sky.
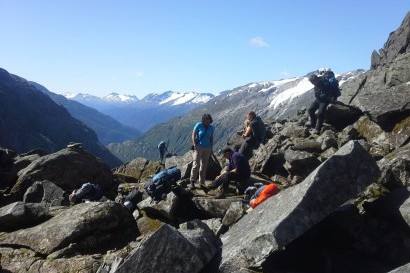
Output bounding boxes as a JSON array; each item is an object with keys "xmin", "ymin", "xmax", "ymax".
[{"xmin": 1, "ymin": 1, "xmax": 409, "ymax": 98}]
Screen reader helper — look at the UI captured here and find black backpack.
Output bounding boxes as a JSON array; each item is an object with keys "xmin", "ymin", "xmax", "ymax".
[
  {"xmin": 322, "ymin": 70, "xmax": 341, "ymax": 97},
  {"xmin": 144, "ymin": 166, "xmax": 181, "ymax": 201}
]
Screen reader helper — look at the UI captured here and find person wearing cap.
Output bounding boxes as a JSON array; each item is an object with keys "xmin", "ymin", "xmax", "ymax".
[
  {"xmin": 307, "ymin": 70, "xmax": 339, "ymax": 134},
  {"xmin": 211, "ymin": 146, "xmax": 251, "ymax": 198}
]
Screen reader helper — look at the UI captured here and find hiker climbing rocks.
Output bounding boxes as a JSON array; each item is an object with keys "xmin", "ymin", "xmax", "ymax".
[
  {"xmin": 239, "ymin": 111, "xmax": 266, "ymax": 159},
  {"xmin": 69, "ymin": 182, "xmax": 103, "ymax": 204},
  {"xmin": 307, "ymin": 68, "xmax": 340, "ymax": 134},
  {"xmin": 211, "ymin": 146, "xmax": 251, "ymax": 198},
  {"xmin": 189, "ymin": 114, "xmax": 215, "ymax": 190}
]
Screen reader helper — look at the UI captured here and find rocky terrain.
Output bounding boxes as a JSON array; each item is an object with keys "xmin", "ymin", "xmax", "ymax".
[{"xmin": 0, "ymin": 9, "xmax": 409, "ymax": 273}]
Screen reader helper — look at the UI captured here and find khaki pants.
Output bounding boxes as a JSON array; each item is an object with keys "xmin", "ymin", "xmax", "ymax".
[{"xmin": 190, "ymin": 146, "xmax": 212, "ymax": 184}]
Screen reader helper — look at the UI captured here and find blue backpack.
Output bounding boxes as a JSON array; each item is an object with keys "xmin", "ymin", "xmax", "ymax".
[{"xmin": 144, "ymin": 167, "xmax": 181, "ymax": 201}]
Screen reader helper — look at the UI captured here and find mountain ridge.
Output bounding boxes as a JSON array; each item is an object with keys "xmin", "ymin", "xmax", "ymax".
[
  {"xmin": 29, "ymin": 82, "xmax": 142, "ymax": 146},
  {"xmin": 67, "ymin": 90, "xmax": 215, "ymax": 132},
  {"xmin": 107, "ymin": 70, "xmax": 364, "ymax": 163}
]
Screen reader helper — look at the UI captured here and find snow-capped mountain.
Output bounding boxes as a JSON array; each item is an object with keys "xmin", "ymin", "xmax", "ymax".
[
  {"xmin": 66, "ymin": 91, "xmax": 215, "ymax": 132},
  {"xmin": 66, "ymin": 92, "xmax": 139, "ymax": 111},
  {"xmin": 108, "ymin": 70, "xmax": 364, "ymax": 162},
  {"xmin": 142, "ymin": 91, "xmax": 213, "ymax": 106}
]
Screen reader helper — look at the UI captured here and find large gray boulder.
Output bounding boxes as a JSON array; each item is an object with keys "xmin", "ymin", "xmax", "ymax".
[
  {"xmin": 115, "ymin": 220, "xmax": 218, "ymax": 273},
  {"xmin": 0, "ymin": 246, "xmax": 101, "ymax": 273},
  {"xmin": 0, "ymin": 201, "xmax": 137, "ymax": 257},
  {"xmin": 388, "ymin": 262, "xmax": 410, "ymax": 273},
  {"xmin": 0, "ymin": 201, "xmax": 49, "ymax": 231},
  {"xmin": 23, "ymin": 180, "xmax": 67, "ymax": 206},
  {"xmin": 219, "ymin": 140, "xmax": 380, "ymax": 272},
  {"xmin": 10, "ymin": 146, "xmax": 114, "ymax": 200},
  {"xmin": 378, "ymin": 143, "xmax": 410, "ymax": 189}
]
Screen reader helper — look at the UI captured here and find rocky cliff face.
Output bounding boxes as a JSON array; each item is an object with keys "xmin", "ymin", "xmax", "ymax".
[{"xmin": 348, "ymin": 10, "xmax": 410, "ymax": 131}]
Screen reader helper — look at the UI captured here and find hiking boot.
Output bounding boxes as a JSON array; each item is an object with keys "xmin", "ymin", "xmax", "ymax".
[
  {"xmin": 241, "ymin": 198, "xmax": 250, "ymax": 204},
  {"xmin": 199, "ymin": 182, "xmax": 208, "ymax": 193},
  {"xmin": 305, "ymin": 122, "xmax": 315, "ymax": 129},
  {"xmin": 236, "ymin": 188, "xmax": 245, "ymax": 195},
  {"xmin": 210, "ymin": 180, "xmax": 219, "ymax": 189},
  {"xmin": 189, "ymin": 180, "xmax": 196, "ymax": 190}
]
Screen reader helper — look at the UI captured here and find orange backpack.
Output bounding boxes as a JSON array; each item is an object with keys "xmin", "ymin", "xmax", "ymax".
[{"xmin": 249, "ymin": 183, "xmax": 279, "ymax": 208}]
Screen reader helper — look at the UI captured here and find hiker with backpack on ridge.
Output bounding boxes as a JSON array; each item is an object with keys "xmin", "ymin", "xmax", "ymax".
[
  {"xmin": 307, "ymin": 68, "xmax": 340, "ymax": 134},
  {"xmin": 239, "ymin": 111, "xmax": 266, "ymax": 160},
  {"xmin": 157, "ymin": 140, "xmax": 168, "ymax": 165},
  {"xmin": 189, "ymin": 114, "xmax": 215, "ymax": 190}
]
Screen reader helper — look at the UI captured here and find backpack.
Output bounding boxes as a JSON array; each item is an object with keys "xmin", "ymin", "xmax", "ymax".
[
  {"xmin": 249, "ymin": 183, "xmax": 279, "ymax": 208},
  {"xmin": 321, "ymin": 70, "xmax": 341, "ymax": 97},
  {"xmin": 123, "ymin": 189, "xmax": 143, "ymax": 211},
  {"xmin": 71, "ymin": 183, "xmax": 103, "ymax": 203},
  {"xmin": 157, "ymin": 141, "xmax": 166, "ymax": 150},
  {"xmin": 144, "ymin": 167, "xmax": 181, "ymax": 201}
]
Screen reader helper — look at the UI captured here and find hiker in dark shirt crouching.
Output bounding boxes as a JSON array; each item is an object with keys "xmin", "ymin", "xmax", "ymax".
[{"xmin": 211, "ymin": 147, "xmax": 251, "ymax": 198}]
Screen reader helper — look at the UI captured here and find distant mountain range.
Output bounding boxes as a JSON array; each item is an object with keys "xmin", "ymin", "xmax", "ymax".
[
  {"xmin": 29, "ymin": 82, "xmax": 141, "ymax": 146},
  {"xmin": 107, "ymin": 70, "xmax": 364, "ymax": 162},
  {"xmin": 66, "ymin": 91, "xmax": 215, "ymax": 132}
]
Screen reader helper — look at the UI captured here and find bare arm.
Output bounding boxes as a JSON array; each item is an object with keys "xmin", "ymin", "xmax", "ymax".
[
  {"xmin": 242, "ymin": 126, "xmax": 252, "ymax": 139},
  {"xmin": 192, "ymin": 129, "xmax": 197, "ymax": 147}
]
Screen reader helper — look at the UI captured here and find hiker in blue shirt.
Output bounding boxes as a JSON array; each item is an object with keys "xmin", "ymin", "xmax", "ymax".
[
  {"xmin": 211, "ymin": 146, "xmax": 251, "ymax": 198},
  {"xmin": 189, "ymin": 114, "xmax": 215, "ymax": 190}
]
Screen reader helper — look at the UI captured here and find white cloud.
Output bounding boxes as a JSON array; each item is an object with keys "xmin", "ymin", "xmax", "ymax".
[
  {"xmin": 132, "ymin": 71, "xmax": 143, "ymax": 78},
  {"xmin": 249, "ymin": 36, "xmax": 269, "ymax": 47}
]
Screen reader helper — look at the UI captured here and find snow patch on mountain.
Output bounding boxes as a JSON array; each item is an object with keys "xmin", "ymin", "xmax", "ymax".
[
  {"xmin": 103, "ymin": 93, "xmax": 139, "ymax": 103},
  {"xmin": 159, "ymin": 92, "xmax": 212, "ymax": 105},
  {"xmin": 269, "ymin": 77, "xmax": 313, "ymax": 109}
]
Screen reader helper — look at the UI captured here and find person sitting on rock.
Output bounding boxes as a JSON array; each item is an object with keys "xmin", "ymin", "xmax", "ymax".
[
  {"xmin": 69, "ymin": 182, "xmax": 103, "ymax": 204},
  {"xmin": 211, "ymin": 147, "xmax": 251, "ymax": 198},
  {"xmin": 239, "ymin": 111, "xmax": 266, "ymax": 159}
]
